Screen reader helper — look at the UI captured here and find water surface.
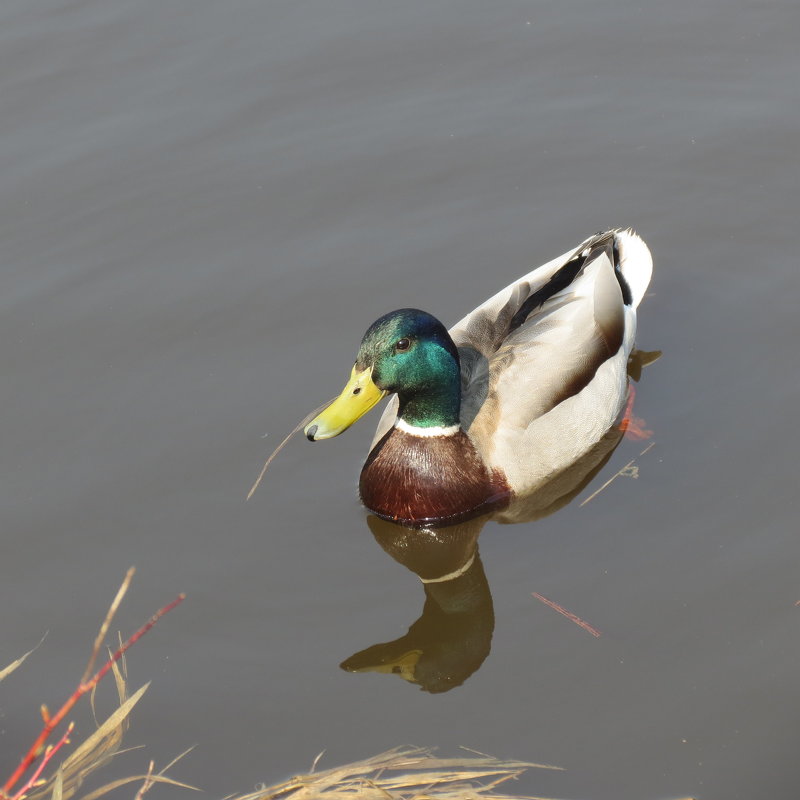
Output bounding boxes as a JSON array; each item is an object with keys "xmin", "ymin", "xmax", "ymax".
[{"xmin": 1, "ymin": 2, "xmax": 799, "ymax": 799}]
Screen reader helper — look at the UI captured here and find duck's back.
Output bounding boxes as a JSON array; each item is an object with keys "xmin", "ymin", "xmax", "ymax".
[{"xmin": 452, "ymin": 229, "xmax": 652, "ymax": 494}]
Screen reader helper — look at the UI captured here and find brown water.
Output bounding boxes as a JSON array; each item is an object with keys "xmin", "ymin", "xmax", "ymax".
[{"xmin": 2, "ymin": 2, "xmax": 799, "ymax": 798}]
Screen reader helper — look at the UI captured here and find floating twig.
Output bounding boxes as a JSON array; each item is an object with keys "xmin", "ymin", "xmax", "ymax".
[
  {"xmin": 532, "ymin": 593, "xmax": 602, "ymax": 638},
  {"xmin": 579, "ymin": 441, "xmax": 656, "ymax": 507},
  {"xmin": 246, "ymin": 397, "xmax": 336, "ymax": 500}
]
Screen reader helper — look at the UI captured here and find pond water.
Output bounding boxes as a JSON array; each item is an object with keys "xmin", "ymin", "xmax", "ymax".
[{"xmin": 1, "ymin": 2, "xmax": 799, "ymax": 799}]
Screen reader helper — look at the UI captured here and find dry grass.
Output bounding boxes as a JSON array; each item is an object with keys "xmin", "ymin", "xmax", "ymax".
[
  {"xmin": 0, "ymin": 569, "xmax": 191, "ymax": 800},
  {"xmin": 1, "ymin": 648, "xmax": 195, "ymax": 800},
  {"xmin": 0, "ymin": 637, "xmax": 45, "ymax": 683},
  {"xmin": 230, "ymin": 745, "xmax": 563, "ymax": 800}
]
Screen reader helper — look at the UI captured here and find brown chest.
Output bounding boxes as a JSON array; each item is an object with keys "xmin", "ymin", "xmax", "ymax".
[{"xmin": 359, "ymin": 428, "xmax": 510, "ymax": 527}]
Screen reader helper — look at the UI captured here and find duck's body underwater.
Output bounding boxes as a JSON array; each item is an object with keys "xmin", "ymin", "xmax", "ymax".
[{"xmin": 305, "ymin": 229, "xmax": 653, "ymax": 527}]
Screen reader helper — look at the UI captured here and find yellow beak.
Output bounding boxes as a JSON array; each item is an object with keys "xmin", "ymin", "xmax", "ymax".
[{"xmin": 305, "ymin": 365, "xmax": 387, "ymax": 441}]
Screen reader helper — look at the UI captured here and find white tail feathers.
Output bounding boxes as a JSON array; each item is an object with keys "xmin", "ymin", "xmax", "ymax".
[{"xmin": 615, "ymin": 229, "xmax": 653, "ymax": 308}]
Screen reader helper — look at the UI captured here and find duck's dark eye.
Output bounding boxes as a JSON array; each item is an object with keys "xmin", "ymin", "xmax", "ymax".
[{"xmin": 395, "ymin": 338, "xmax": 411, "ymax": 352}]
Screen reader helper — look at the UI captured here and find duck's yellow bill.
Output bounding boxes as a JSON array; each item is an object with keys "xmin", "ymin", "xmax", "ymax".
[{"xmin": 305, "ymin": 366, "xmax": 387, "ymax": 441}]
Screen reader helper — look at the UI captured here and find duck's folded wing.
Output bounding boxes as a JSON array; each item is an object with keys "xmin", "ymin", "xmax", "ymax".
[
  {"xmin": 448, "ymin": 235, "xmax": 595, "ymax": 359},
  {"xmin": 482, "ymin": 243, "xmax": 627, "ymax": 431},
  {"xmin": 460, "ymin": 232, "xmax": 648, "ymax": 485},
  {"xmin": 453, "ymin": 232, "xmax": 624, "ymax": 429}
]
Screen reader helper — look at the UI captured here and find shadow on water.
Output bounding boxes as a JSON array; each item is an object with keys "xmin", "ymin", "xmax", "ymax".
[{"xmin": 340, "ymin": 349, "xmax": 660, "ymax": 693}]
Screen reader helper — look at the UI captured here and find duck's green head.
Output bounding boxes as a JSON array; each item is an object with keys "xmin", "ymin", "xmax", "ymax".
[{"xmin": 305, "ymin": 308, "xmax": 461, "ymax": 441}]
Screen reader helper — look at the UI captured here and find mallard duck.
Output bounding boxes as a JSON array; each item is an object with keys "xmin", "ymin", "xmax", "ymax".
[{"xmin": 305, "ymin": 229, "xmax": 652, "ymax": 527}]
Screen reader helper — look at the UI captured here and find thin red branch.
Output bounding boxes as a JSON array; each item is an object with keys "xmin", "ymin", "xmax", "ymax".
[
  {"xmin": 1, "ymin": 593, "xmax": 185, "ymax": 799},
  {"xmin": 532, "ymin": 592, "xmax": 602, "ymax": 638},
  {"xmin": 9, "ymin": 722, "xmax": 73, "ymax": 800}
]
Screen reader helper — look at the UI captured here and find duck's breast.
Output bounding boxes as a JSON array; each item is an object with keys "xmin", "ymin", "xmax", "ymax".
[{"xmin": 359, "ymin": 428, "xmax": 510, "ymax": 526}]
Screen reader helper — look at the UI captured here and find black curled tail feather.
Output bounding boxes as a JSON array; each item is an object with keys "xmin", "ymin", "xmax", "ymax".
[{"xmin": 508, "ymin": 230, "xmax": 632, "ymax": 333}]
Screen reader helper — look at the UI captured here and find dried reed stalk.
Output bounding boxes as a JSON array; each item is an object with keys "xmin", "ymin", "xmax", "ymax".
[{"xmin": 231, "ymin": 745, "xmax": 563, "ymax": 800}]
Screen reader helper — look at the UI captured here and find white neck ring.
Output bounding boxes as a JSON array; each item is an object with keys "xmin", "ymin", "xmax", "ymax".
[{"xmin": 395, "ymin": 418, "xmax": 460, "ymax": 437}]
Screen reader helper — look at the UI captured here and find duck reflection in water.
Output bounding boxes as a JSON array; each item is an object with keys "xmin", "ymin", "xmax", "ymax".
[
  {"xmin": 340, "ymin": 388, "xmax": 657, "ymax": 693},
  {"xmin": 342, "ymin": 514, "xmax": 493, "ymax": 694}
]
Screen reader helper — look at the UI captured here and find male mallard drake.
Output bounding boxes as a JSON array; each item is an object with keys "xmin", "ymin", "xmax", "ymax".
[{"xmin": 305, "ymin": 229, "xmax": 652, "ymax": 527}]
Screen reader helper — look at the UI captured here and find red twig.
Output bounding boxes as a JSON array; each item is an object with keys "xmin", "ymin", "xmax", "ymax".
[
  {"xmin": 9, "ymin": 722, "xmax": 74, "ymax": 800},
  {"xmin": 532, "ymin": 592, "xmax": 602, "ymax": 638},
  {"xmin": 1, "ymin": 592, "xmax": 185, "ymax": 799}
]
